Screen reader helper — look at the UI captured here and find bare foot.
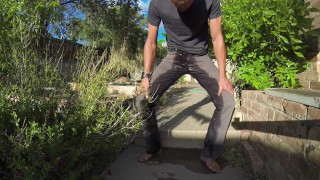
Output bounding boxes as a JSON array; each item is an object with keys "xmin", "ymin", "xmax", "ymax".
[
  {"xmin": 200, "ymin": 156, "xmax": 221, "ymax": 173},
  {"xmin": 137, "ymin": 149, "xmax": 162, "ymax": 163}
]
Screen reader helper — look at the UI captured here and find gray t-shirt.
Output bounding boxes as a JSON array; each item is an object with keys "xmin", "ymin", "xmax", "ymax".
[{"xmin": 148, "ymin": 0, "xmax": 221, "ymax": 55}]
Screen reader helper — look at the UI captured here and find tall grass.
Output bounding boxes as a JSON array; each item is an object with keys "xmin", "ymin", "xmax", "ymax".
[{"xmin": 0, "ymin": 33, "xmax": 142, "ymax": 180}]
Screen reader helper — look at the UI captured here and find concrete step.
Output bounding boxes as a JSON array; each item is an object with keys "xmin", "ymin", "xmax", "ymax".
[
  {"xmin": 134, "ymin": 87, "xmax": 242, "ymax": 149},
  {"xmin": 135, "ymin": 128, "xmax": 241, "ymax": 149}
]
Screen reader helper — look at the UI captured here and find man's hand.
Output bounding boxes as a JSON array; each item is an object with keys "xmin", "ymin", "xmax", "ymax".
[
  {"xmin": 218, "ymin": 76, "xmax": 234, "ymax": 96},
  {"xmin": 137, "ymin": 77, "xmax": 150, "ymax": 98}
]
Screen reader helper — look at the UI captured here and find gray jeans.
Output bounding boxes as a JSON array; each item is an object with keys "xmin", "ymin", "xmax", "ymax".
[{"xmin": 137, "ymin": 50, "xmax": 235, "ymax": 160}]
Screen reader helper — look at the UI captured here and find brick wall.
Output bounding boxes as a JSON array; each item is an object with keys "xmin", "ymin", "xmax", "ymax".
[
  {"xmin": 298, "ymin": 0, "xmax": 320, "ymax": 90},
  {"xmin": 240, "ymin": 90, "xmax": 320, "ymax": 180},
  {"xmin": 297, "ymin": 53, "xmax": 320, "ymax": 90},
  {"xmin": 305, "ymin": 0, "xmax": 320, "ymax": 30}
]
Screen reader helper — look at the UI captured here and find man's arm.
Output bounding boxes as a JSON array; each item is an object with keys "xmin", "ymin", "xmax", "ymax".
[
  {"xmin": 139, "ymin": 23, "xmax": 158, "ymax": 97},
  {"xmin": 209, "ymin": 17, "xmax": 234, "ymax": 96},
  {"xmin": 143, "ymin": 24, "xmax": 158, "ymax": 74}
]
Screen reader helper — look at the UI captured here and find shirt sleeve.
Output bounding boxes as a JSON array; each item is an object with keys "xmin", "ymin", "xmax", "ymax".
[
  {"xmin": 209, "ymin": 0, "xmax": 221, "ymax": 19},
  {"xmin": 147, "ymin": 0, "xmax": 161, "ymax": 26}
]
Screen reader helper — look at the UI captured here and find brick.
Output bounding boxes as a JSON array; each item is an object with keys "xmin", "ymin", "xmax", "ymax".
[
  {"xmin": 283, "ymin": 128, "xmax": 299, "ymax": 138},
  {"xmin": 252, "ymin": 102, "xmax": 262, "ymax": 114},
  {"xmin": 296, "ymin": 122, "xmax": 308, "ymax": 139},
  {"xmin": 248, "ymin": 132, "xmax": 257, "ymax": 142},
  {"xmin": 310, "ymin": 82, "xmax": 320, "ymax": 90},
  {"xmin": 260, "ymin": 104, "xmax": 268, "ymax": 118},
  {"xmin": 246, "ymin": 99, "xmax": 252, "ymax": 109},
  {"xmin": 266, "ymin": 123, "xmax": 278, "ymax": 134},
  {"xmin": 309, "ymin": 139, "xmax": 320, "ymax": 149},
  {"xmin": 280, "ymin": 158, "xmax": 300, "ymax": 180},
  {"xmin": 240, "ymin": 97, "xmax": 245, "ymax": 106},
  {"xmin": 240, "ymin": 130, "xmax": 251, "ymax": 141},
  {"xmin": 268, "ymin": 96, "xmax": 284, "ymax": 111},
  {"xmin": 275, "ymin": 123, "xmax": 285, "ymax": 137},
  {"xmin": 267, "ymin": 160, "xmax": 286, "ymax": 179},
  {"xmin": 274, "ymin": 111, "xmax": 297, "ymax": 131},
  {"xmin": 291, "ymin": 156, "xmax": 319, "ymax": 179},
  {"xmin": 248, "ymin": 91, "xmax": 259, "ymax": 101},
  {"xmin": 307, "ymin": 127, "xmax": 320, "ymax": 141},
  {"xmin": 286, "ymin": 175, "xmax": 299, "ymax": 180},
  {"xmin": 311, "ymin": 62, "xmax": 318, "ymax": 71},
  {"xmin": 283, "ymin": 100, "xmax": 307, "ymax": 120},
  {"xmin": 242, "ymin": 141, "xmax": 264, "ymax": 174},
  {"xmin": 243, "ymin": 114, "xmax": 250, "ymax": 122},
  {"xmin": 259, "ymin": 147, "xmax": 268, "ymax": 161},
  {"xmin": 307, "ymin": 107, "xmax": 320, "ymax": 120},
  {"xmin": 264, "ymin": 133, "xmax": 277, "ymax": 151},
  {"xmin": 256, "ymin": 131, "xmax": 266, "ymax": 144},
  {"xmin": 306, "ymin": 145, "xmax": 320, "ymax": 167},
  {"xmin": 311, "ymin": 0, "xmax": 320, "ymax": 8},
  {"xmin": 241, "ymin": 90, "xmax": 248, "ymax": 99},
  {"xmin": 274, "ymin": 110, "xmax": 296, "ymax": 121},
  {"xmin": 262, "ymin": 106, "xmax": 275, "ymax": 120},
  {"xmin": 255, "ymin": 114, "xmax": 267, "ymax": 122},
  {"xmin": 283, "ymin": 135, "xmax": 306, "ymax": 155},
  {"xmin": 251, "ymin": 122, "xmax": 264, "ymax": 132},
  {"xmin": 257, "ymin": 93, "xmax": 268, "ymax": 105},
  {"xmin": 240, "ymin": 106, "xmax": 248, "ymax": 115},
  {"xmin": 247, "ymin": 108, "xmax": 256, "ymax": 119},
  {"xmin": 255, "ymin": 143, "xmax": 265, "ymax": 152},
  {"xmin": 299, "ymin": 81, "xmax": 310, "ymax": 89},
  {"xmin": 272, "ymin": 137, "xmax": 293, "ymax": 160},
  {"xmin": 299, "ymin": 166, "xmax": 319, "ymax": 180},
  {"xmin": 305, "ymin": 71, "xmax": 319, "ymax": 81},
  {"xmin": 297, "ymin": 72, "xmax": 307, "ymax": 81}
]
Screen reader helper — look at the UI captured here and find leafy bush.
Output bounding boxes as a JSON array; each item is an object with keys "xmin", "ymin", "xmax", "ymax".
[
  {"xmin": 0, "ymin": 47, "xmax": 141, "ymax": 179},
  {"xmin": 157, "ymin": 33, "xmax": 168, "ymax": 60},
  {"xmin": 0, "ymin": 1, "xmax": 141, "ymax": 178},
  {"xmin": 222, "ymin": 0, "xmax": 317, "ymax": 89}
]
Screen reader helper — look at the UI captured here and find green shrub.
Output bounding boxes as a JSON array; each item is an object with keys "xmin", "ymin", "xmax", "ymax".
[
  {"xmin": 0, "ymin": 46, "xmax": 141, "ymax": 179},
  {"xmin": 222, "ymin": 0, "xmax": 317, "ymax": 89},
  {"xmin": 0, "ymin": 2, "xmax": 141, "ymax": 178},
  {"xmin": 157, "ymin": 33, "xmax": 168, "ymax": 60}
]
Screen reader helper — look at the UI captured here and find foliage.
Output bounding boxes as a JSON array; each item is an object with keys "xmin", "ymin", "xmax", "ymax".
[
  {"xmin": 50, "ymin": 0, "xmax": 147, "ymax": 57},
  {"xmin": 220, "ymin": 144, "xmax": 267, "ymax": 179},
  {"xmin": 0, "ymin": 0, "xmax": 61, "ymax": 78},
  {"xmin": 0, "ymin": 1, "xmax": 141, "ymax": 178},
  {"xmin": 157, "ymin": 33, "xmax": 168, "ymax": 60},
  {"xmin": 0, "ymin": 47, "xmax": 141, "ymax": 179},
  {"xmin": 104, "ymin": 47, "xmax": 142, "ymax": 79},
  {"xmin": 176, "ymin": 75, "xmax": 187, "ymax": 85},
  {"xmin": 221, "ymin": 0, "xmax": 317, "ymax": 89}
]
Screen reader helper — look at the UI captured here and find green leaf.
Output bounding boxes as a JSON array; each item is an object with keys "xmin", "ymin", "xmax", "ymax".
[
  {"xmin": 264, "ymin": 10, "xmax": 277, "ymax": 16},
  {"xmin": 290, "ymin": 37, "xmax": 302, "ymax": 43},
  {"xmin": 293, "ymin": 45, "xmax": 302, "ymax": 50},
  {"xmin": 294, "ymin": 52, "xmax": 304, "ymax": 58},
  {"xmin": 279, "ymin": 35, "xmax": 289, "ymax": 44}
]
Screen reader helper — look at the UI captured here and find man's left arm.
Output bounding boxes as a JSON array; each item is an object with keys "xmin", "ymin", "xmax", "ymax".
[{"xmin": 209, "ymin": 17, "xmax": 234, "ymax": 96}]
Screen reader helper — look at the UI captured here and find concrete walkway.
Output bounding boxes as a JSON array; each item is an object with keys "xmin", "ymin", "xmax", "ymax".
[
  {"xmin": 102, "ymin": 85, "xmax": 249, "ymax": 180},
  {"xmin": 102, "ymin": 145, "xmax": 248, "ymax": 180}
]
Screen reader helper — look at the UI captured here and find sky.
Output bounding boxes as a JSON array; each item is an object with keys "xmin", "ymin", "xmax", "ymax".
[
  {"xmin": 49, "ymin": 1, "xmax": 166, "ymax": 42},
  {"xmin": 138, "ymin": 0, "xmax": 166, "ymax": 41}
]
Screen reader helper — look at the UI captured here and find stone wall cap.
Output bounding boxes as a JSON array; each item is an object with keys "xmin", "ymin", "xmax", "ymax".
[{"xmin": 264, "ymin": 88, "xmax": 320, "ymax": 108}]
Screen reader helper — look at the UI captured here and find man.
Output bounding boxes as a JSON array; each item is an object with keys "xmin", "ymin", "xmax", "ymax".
[{"xmin": 136, "ymin": 0, "xmax": 235, "ymax": 173}]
